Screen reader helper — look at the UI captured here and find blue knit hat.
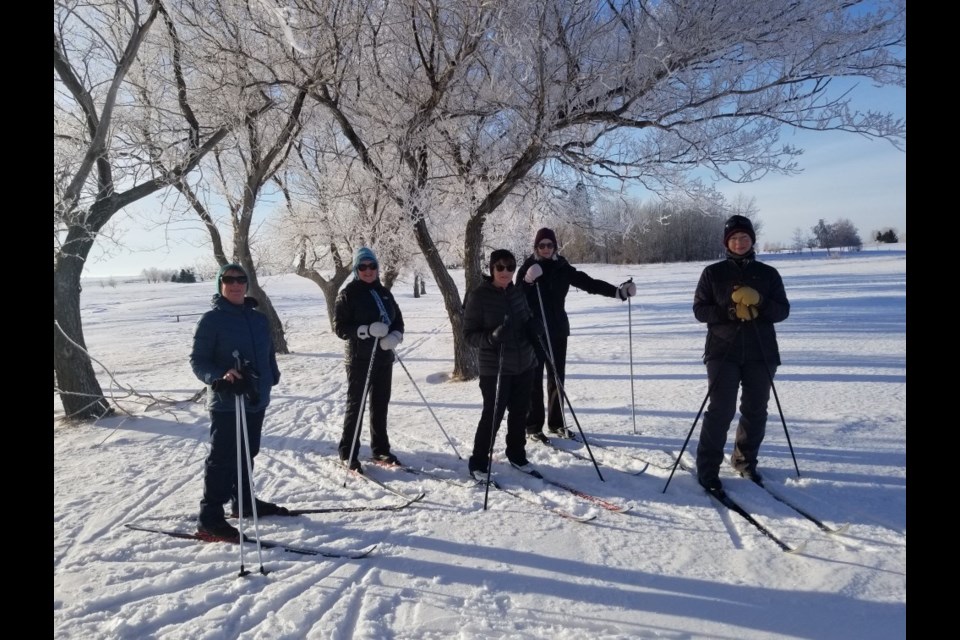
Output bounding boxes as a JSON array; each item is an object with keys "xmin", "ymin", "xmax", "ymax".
[
  {"xmin": 216, "ymin": 263, "xmax": 248, "ymax": 292},
  {"xmin": 352, "ymin": 247, "xmax": 379, "ymax": 279}
]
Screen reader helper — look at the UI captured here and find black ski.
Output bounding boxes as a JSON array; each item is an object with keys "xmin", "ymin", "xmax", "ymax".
[
  {"xmin": 124, "ymin": 523, "xmax": 377, "ymax": 559},
  {"xmin": 749, "ymin": 480, "xmax": 850, "ymax": 535},
  {"xmin": 510, "ymin": 464, "xmax": 630, "ymax": 513},
  {"xmin": 665, "ymin": 450, "xmax": 805, "ymax": 553},
  {"xmin": 703, "ymin": 489, "xmax": 804, "ymax": 553},
  {"xmin": 719, "ymin": 455, "xmax": 850, "ymax": 535}
]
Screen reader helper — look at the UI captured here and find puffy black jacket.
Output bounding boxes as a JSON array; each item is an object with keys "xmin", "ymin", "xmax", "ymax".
[
  {"xmin": 516, "ymin": 254, "xmax": 617, "ymax": 337},
  {"xmin": 333, "ymin": 278, "xmax": 405, "ymax": 366},
  {"xmin": 463, "ymin": 278, "xmax": 542, "ymax": 376},
  {"xmin": 693, "ymin": 254, "xmax": 790, "ymax": 365}
]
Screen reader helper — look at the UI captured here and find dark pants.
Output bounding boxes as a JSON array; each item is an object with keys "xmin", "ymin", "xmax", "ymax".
[
  {"xmin": 470, "ymin": 367, "xmax": 535, "ymax": 471},
  {"xmin": 340, "ymin": 360, "xmax": 393, "ymax": 462},
  {"xmin": 696, "ymin": 359, "xmax": 776, "ymax": 483},
  {"xmin": 526, "ymin": 335, "xmax": 567, "ymax": 433},
  {"xmin": 199, "ymin": 407, "xmax": 265, "ymax": 523}
]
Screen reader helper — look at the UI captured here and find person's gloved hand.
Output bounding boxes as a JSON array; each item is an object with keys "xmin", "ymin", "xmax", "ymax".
[
  {"xmin": 380, "ymin": 330, "xmax": 403, "ymax": 351},
  {"xmin": 731, "ymin": 285, "xmax": 761, "ymax": 306},
  {"xmin": 489, "ymin": 316, "xmax": 512, "ymax": 345},
  {"xmin": 617, "ymin": 280, "xmax": 637, "ymax": 300},
  {"xmin": 357, "ymin": 325, "xmax": 370, "ymax": 340},
  {"xmin": 524, "ymin": 263, "xmax": 543, "ymax": 284},
  {"xmin": 735, "ymin": 302, "xmax": 758, "ymax": 321},
  {"xmin": 369, "ymin": 322, "xmax": 390, "ymax": 338},
  {"xmin": 211, "ymin": 378, "xmax": 238, "ymax": 394}
]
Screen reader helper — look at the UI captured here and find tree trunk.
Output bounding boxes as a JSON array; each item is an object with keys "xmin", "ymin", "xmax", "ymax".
[
  {"xmin": 294, "ymin": 264, "xmax": 351, "ymax": 331},
  {"xmin": 240, "ymin": 255, "xmax": 289, "ymax": 355},
  {"xmin": 54, "ymin": 228, "xmax": 112, "ymax": 420},
  {"xmin": 382, "ymin": 267, "xmax": 399, "ymax": 290},
  {"xmin": 250, "ymin": 284, "xmax": 289, "ymax": 355},
  {"xmin": 412, "ymin": 216, "xmax": 478, "ymax": 380}
]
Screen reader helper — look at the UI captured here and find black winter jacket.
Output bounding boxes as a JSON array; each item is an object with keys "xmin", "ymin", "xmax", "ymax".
[
  {"xmin": 693, "ymin": 252, "xmax": 790, "ymax": 365},
  {"xmin": 463, "ymin": 278, "xmax": 543, "ymax": 376},
  {"xmin": 333, "ymin": 278, "xmax": 405, "ymax": 366},
  {"xmin": 516, "ymin": 254, "xmax": 617, "ymax": 337}
]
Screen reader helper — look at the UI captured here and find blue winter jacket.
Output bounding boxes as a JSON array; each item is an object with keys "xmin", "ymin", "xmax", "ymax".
[{"xmin": 190, "ymin": 294, "xmax": 281, "ymax": 413}]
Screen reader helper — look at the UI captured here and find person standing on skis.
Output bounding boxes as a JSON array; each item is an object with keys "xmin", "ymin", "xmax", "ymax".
[
  {"xmin": 463, "ymin": 249, "xmax": 545, "ymax": 479},
  {"xmin": 190, "ymin": 263, "xmax": 286, "ymax": 542},
  {"xmin": 333, "ymin": 247, "xmax": 405, "ymax": 473},
  {"xmin": 693, "ymin": 215, "xmax": 790, "ymax": 495},
  {"xmin": 515, "ymin": 228, "xmax": 636, "ymax": 443}
]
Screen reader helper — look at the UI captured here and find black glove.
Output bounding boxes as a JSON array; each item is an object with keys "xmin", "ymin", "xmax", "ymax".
[
  {"xmin": 489, "ymin": 315, "xmax": 511, "ymax": 345},
  {"xmin": 236, "ymin": 360, "xmax": 261, "ymax": 404},
  {"xmin": 211, "ymin": 378, "xmax": 238, "ymax": 394}
]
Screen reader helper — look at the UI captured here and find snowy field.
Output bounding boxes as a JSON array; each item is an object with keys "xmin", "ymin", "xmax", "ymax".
[{"xmin": 54, "ymin": 245, "xmax": 906, "ymax": 639}]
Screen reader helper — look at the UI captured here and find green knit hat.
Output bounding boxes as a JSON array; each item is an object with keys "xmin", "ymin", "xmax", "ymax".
[{"xmin": 216, "ymin": 263, "xmax": 248, "ymax": 291}]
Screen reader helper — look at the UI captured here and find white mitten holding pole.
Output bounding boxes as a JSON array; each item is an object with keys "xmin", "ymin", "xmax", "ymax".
[
  {"xmin": 524, "ymin": 263, "xmax": 543, "ymax": 284},
  {"xmin": 380, "ymin": 331, "xmax": 403, "ymax": 351}
]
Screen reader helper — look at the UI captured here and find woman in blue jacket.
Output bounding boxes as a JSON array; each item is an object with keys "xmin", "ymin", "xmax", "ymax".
[{"xmin": 189, "ymin": 263, "xmax": 285, "ymax": 541}]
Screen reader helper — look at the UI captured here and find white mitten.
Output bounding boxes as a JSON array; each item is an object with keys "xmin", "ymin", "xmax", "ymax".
[
  {"xmin": 380, "ymin": 331, "xmax": 403, "ymax": 351},
  {"xmin": 524, "ymin": 263, "xmax": 543, "ymax": 284}
]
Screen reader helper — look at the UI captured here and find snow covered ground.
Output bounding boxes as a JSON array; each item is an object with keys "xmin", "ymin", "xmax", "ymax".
[{"xmin": 55, "ymin": 245, "xmax": 906, "ymax": 639}]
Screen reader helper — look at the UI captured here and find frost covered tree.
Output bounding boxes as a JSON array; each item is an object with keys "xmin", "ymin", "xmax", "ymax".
[
  {"xmin": 265, "ymin": 0, "xmax": 904, "ymax": 379},
  {"xmin": 54, "ymin": 1, "xmax": 271, "ymax": 419}
]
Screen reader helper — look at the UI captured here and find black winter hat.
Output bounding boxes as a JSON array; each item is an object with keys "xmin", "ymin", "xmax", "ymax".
[
  {"xmin": 534, "ymin": 227, "xmax": 558, "ymax": 247},
  {"xmin": 723, "ymin": 215, "xmax": 756, "ymax": 245},
  {"xmin": 488, "ymin": 249, "xmax": 516, "ymax": 273}
]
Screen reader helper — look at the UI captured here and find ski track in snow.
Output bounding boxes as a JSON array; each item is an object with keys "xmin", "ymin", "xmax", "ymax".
[{"xmin": 55, "ymin": 253, "xmax": 906, "ymax": 639}]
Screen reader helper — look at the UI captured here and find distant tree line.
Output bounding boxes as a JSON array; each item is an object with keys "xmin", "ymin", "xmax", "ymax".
[
  {"xmin": 141, "ymin": 268, "xmax": 201, "ymax": 283},
  {"xmin": 875, "ymin": 228, "xmax": 899, "ymax": 243}
]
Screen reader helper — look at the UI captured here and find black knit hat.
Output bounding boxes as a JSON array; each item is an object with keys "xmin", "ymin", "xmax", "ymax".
[
  {"xmin": 488, "ymin": 249, "xmax": 516, "ymax": 274},
  {"xmin": 534, "ymin": 227, "xmax": 558, "ymax": 247},
  {"xmin": 723, "ymin": 215, "xmax": 756, "ymax": 245}
]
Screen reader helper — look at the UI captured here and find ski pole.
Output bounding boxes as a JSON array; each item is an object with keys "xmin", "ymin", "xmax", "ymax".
[
  {"xmin": 750, "ymin": 313, "xmax": 800, "ymax": 477},
  {"xmin": 536, "ymin": 335, "xmax": 604, "ymax": 482},
  {"xmin": 233, "ymin": 351, "xmax": 266, "ymax": 575},
  {"xmin": 626, "ymin": 278, "xmax": 638, "ymax": 435},
  {"xmin": 662, "ymin": 324, "xmax": 742, "ymax": 494},
  {"xmin": 233, "ymin": 391, "xmax": 249, "ymax": 576},
  {"xmin": 483, "ymin": 342, "xmax": 505, "ymax": 510},
  {"xmin": 394, "ymin": 351, "xmax": 462, "ymax": 460},
  {"xmin": 343, "ymin": 339, "xmax": 380, "ymax": 487},
  {"xmin": 535, "ymin": 282, "xmax": 569, "ymax": 434}
]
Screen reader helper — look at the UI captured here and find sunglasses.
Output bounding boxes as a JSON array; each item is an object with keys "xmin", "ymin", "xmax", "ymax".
[
  {"xmin": 537, "ymin": 242, "xmax": 555, "ymax": 249},
  {"xmin": 494, "ymin": 263, "xmax": 516, "ymax": 272},
  {"xmin": 221, "ymin": 275, "xmax": 248, "ymax": 285},
  {"xmin": 357, "ymin": 263, "xmax": 378, "ymax": 272}
]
